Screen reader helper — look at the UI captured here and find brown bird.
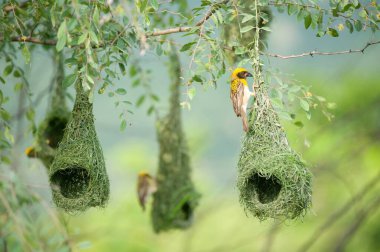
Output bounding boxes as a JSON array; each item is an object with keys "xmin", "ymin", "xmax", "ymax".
[
  {"xmin": 230, "ymin": 68, "xmax": 255, "ymax": 132},
  {"xmin": 137, "ymin": 171, "xmax": 157, "ymax": 211}
]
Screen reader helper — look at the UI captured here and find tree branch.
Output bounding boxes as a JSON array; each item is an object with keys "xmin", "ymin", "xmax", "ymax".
[
  {"xmin": 334, "ymin": 195, "xmax": 380, "ymax": 252},
  {"xmin": 266, "ymin": 40, "xmax": 380, "ymax": 59},
  {"xmin": 298, "ymin": 171, "xmax": 380, "ymax": 252},
  {"xmin": 1, "ymin": 0, "xmax": 229, "ymax": 45},
  {"xmin": 146, "ymin": 0, "xmax": 229, "ymax": 37},
  {"xmin": 3, "ymin": 36, "xmax": 57, "ymax": 46}
]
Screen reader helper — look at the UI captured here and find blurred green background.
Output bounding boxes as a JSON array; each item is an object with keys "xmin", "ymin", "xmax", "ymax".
[{"xmin": 2, "ymin": 7, "xmax": 380, "ymax": 252}]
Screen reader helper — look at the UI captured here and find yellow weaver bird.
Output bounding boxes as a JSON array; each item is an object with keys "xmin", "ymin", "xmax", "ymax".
[
  {"xmin": 230, "ymin": 68, "xmax": 254, "ymax": 132},
  {"xmin": 137, "ymin": 171, "xmax": 157, "ymax": 211}
]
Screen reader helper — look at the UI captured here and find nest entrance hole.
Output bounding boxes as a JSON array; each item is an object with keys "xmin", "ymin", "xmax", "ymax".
[
  {"xmin": 250, "ymin": 173, "xmax": 282, "ymax": 204},
  {"xmin": 51, "ymin": 167, "xmax": 90, "ymax": 199},
  {"xmin": 44, "ymin": 117, "xmax": 68, "ymax": 148},
  {"xmin": 181, "ymin": 201, "xmax": 192, "ymax": 221}
]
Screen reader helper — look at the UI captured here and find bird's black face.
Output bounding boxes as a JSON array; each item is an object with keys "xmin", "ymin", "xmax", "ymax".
[{"xmin": 237, "ymin": 71, "xmax": 253, "ymax": 79}]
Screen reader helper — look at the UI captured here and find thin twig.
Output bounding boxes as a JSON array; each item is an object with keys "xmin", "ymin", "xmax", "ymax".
[
  {"xmin": 266, "ymin": 40, "xmax": 380, "ymax": 59},
  {"xmin": 1, "ymin": 0, "xmax": 229, "ymax": 45},
  {"xmin": 298, "ymin": 171, "xmax": 380, "ymax": 252},
  {"xmin": 261, "ymin": 220, "xmax": 281, "ymax": 252},
  {"xmin": 334, "ymin": 195, "xmax": 380, "ymax": 252}
]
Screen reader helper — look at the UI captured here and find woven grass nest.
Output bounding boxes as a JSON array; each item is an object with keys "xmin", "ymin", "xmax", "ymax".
[
  {"xmin": 151, "ymin": 51, "xmax": 200, "ymax": 232},
  {"xmin": 237, "ymin": 83, "xmax": 312, "ymax": 220},
  {"xmin": 49, "ymin": 81, "xmax": 109, "ymax": 213},
  {"xmin": 27, "ymin": 54, "xmax": 69, "ymax": 168}
]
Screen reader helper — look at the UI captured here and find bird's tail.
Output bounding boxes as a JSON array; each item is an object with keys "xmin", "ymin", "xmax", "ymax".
[{"xmin": 241, "ymin": 110, "xmax": 249, "ymax": 132}]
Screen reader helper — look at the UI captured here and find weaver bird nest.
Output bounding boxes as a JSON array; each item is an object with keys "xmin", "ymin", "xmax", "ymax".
[
  {"xmin": 237, "ymin": 83, "xmax": 312, "ymax": 220},
  {"xmin": 49, "ymin": 81, "xmax": 109, "ymax": 213},
  {"xmin": 151, "ymin": 50, "xmax": 200, "ymax": 232}
]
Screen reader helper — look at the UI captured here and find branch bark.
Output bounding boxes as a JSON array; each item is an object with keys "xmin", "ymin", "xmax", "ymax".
[{"xmin": 266, "ymin": 41, "xmax": 380, "ymax": 59}]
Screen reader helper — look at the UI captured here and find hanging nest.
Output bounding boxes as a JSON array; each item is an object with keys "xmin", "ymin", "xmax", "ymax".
[
  {"xmin": 222, "ymin": 3, "xmax": 272, "ymax": 64},
  {"xmin": 49, "ymin": 80, "xmax": 109, "ymax": 213},
  {"xmin": 237, "ymin": 83, "xmax": 312, "ymax": 220},
  {"xmin": 151, "ymin": 50, "xmax": 200, "ymax": 233},
  {"xmin": 26, "ymin": 54, "xmax": 70, "ymax": 168}
]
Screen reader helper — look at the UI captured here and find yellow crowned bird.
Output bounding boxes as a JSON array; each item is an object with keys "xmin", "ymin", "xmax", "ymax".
[
  {"xmin": 137, "ymin": 171, "xmax": 157, "ymax": 211},
  {"xmin": 230, "ymin": 68, "xmax": 254, "ymax": 132}
]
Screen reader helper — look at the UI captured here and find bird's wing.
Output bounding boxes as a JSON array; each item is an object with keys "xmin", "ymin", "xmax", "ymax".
[{"xmin": 230, "ymin": 80, "xmax": 245, "ymax": 117}]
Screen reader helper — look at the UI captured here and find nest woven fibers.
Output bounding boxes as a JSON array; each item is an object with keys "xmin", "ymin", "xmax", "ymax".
[
  {"xmin": 151, "ymin": 51, "xmax": 200, "ymax": 233},
  {"xmin": 237, "ymin": 83, "xmax": 312, "ymax": 221},
  {"xmin": 49, "ymin": 81, "xmax": 109, "ymax": 213},
  {"xmin": 28, "ymin": 54, "xmax": 70, "ymax": 168}
]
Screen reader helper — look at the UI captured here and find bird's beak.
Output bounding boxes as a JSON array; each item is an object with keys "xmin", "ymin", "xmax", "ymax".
[{"xmin": 246, "ymin": 72, "xmax": 253, "ymax": 77}]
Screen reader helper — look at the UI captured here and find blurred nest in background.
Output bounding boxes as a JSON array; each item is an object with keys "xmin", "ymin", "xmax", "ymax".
[
  {"xmin": 151, "ymin": 50, "xmax": 200, "ymax": 233},
  {"xmin": 26, "ymin": 54, "xmax": 69, "ymax": 168}
]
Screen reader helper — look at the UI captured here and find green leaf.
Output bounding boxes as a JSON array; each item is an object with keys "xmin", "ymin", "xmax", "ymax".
[
  {"xmin": 119, "ymin": 63, "xmax": 126, "ymax": 75},
  {"xmin": 150, "ymin": 94, "xmax": 159, "ymax": 102},
  {"xmin": 240, "ymin": 26, "xmax": 254, "ymax": 33},
  {"xmin": 300, "ymin": 99, "xmax": 310, "ymax": 111},
  {"xmin": 354, "ymin": 20, "xmax": 362, "ymax": 31},
  {"xmin": 345, "ymin": 20, "xmax": 354, "ymax": 33},
  {"xmin": 136, "ymin": 95, "xmax": 145, "ymax": 107},
  {"xmin": 260, "ymin": 26, "xmax": 271, "ymax": 32},
  {"xmin": 89, "ymin": 30, "xmax": 99, "ymax": 45},
  {"xmin": 327, "ymin": 102, "xmax": 337, "ymax": 109},
  {"xmin": 188, "ymin": 87, "xmax": 196, "ymax": 100},
  {"xmin": 359, "ymin": 9, "xmax": 367, "ymax": 18},
  {"xmin": 304, "ymin": 14, "xmax": 312, "ymax": 29},
  {"xmin": 3, "ymin": 65, "xmax": 13, "ymax": 77},
  {"xmin": 277, "ymin": 111, "xmax": 293, "ymax": 121},
  {"xmin": 0, "ymin": 76, "xmax": 5, "ymax": 84},
  {"xmin": 192, "ymin": 75, "xmax": 203, "ymax": 83},
  {"xmin": 129, "ymin": 65, "xmax": 138, "ymax": 77},
  {"xmin": 56, "ymin": 20, "xmax": 67, "ymax": 51},
  {"xmin": 151, "ymin": 0, "xmax": 158, "ymax": 10},
  {"xmin": 115, "ymin": 88, "xmax": 127, "ymax": 95},
  {"xmin": 327, "ymin": 28, "xmax": 339, "ymax": 37},
  {"xmin": 14, "ymin": 82, "xmax": 23, "ymax": 91},
  {"xmin": 22, "ymin": 45, "xmax": 31, "ymax": 64},
  {"xmin": 147, "ymin": 105, "xmax": 155, "ymax": 115},
  {"xmin": 140, "ymin": 0, "xmax": 148, "ymax": 12},
  {"xmin": 287, "ymin": 4, "xmax": 299, "ymax": 15},
  {"xmin": 315, "ymin": 95, "xmax": 326, "ymax": 102},
  {"xmin": 78, "ymin": 33, "xmax": 87, "ymax": 44},
  {"xmin": 241, "ymin": 14, "xmax": 254, "ymax": 23},
  {"xmin": 26, "ymin": 107, "xmax": 35, "ymax": 121},
  {"xmin": 294, "ymin": 121, "xmax": 304, "ymax": 128},
  {"xmin": 180, "ymin": 42, "xmax": 196, "ymax": 52},
  {"xmin": 93, "ymin": 6, "xmax": 100, "ymax": 25},
  {"xmin": 316, "ymin": 31, "xmax": 325, "ymax": 37},
  {"xmin": 62, "ymin": 73, "xmax": 77, "ymax": 88},
  {"xmin": 4, "ymin": 127, "xmax": 14, "ymax": 144},
  {"xmin": 13, "ymin": 70, "xmax": 21, "ymax": 78},
  {"xmin": 120, "ymin": 119, "xmax": 127, "ymax": 131}
]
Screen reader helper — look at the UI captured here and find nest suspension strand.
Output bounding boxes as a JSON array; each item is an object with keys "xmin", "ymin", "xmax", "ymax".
[
  {"xmin": 49, "ymin": 76, "xmax": 109, "ymax": 213},
  {"xmin": 237, "ymin": 83, "xmax": 312, "ymax": 220},
  {"xmin": 27, "ymin": 53, "xmax": 70, "ymax": 168},
  {"xmin": 151, "ymin": 50, "xmax": 200, "ymax": 233}
]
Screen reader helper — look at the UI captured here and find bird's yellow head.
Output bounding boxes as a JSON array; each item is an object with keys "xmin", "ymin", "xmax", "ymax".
[
  {"xmin": 231, "ymin": 68, "xmax": 253, "ymax": 80},
  {"xmin": 231, "ymin": 67, "xmax": 253, "ymax": 80},
  {"xmin": 25, "ymin": 146, "xmax": 36, "ymax": 157}
]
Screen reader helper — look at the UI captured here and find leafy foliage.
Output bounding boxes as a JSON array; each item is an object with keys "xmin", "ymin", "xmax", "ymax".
[{"xmin": 0, "ymin": 0, "xmax": 379, "ymax": 249}]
